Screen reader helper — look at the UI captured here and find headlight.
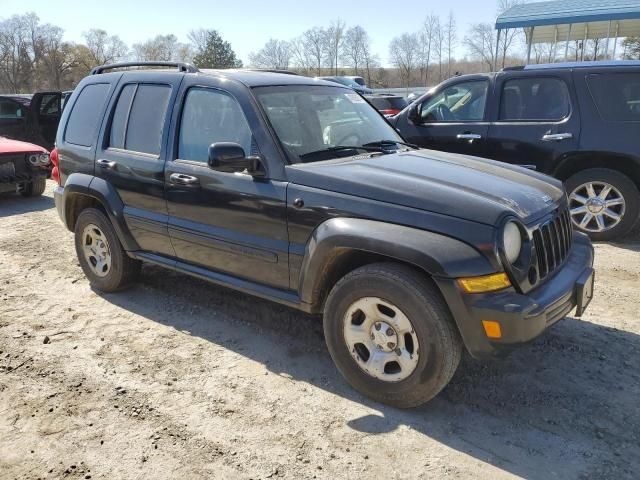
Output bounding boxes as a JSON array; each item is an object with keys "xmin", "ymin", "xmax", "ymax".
[
  {"xmin": 502, "ymin": 221, "xmax": 522, "ymax": 264},
  {"xmin": 28, "ymin": 153, "xmax": 50, "ymax": 166}
]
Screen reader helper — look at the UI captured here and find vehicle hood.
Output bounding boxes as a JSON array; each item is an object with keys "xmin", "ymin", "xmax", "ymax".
[
  {"xmin": 0, "ymin": 136, "xmax": 47, "ymax": 154},
  {"xmin": 285, "ymin": 149, "xmax": 565, "ymax": 226}
]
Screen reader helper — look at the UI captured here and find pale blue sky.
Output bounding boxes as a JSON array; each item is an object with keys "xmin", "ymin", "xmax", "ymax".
[{"xmin": 3, "ymin": 0, "xmax": 504, "ymax": 64}]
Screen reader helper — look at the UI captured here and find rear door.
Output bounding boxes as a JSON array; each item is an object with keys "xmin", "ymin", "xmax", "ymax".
[
  {"xmin": 401, "ymin": 78, "xmax": 492, "ymax": 157},
  {"xmin": 94, "ymin": 73, "xmax": 183, "ymax": 257},
  {"xmin": 486, "ymin": 71, "xmax": 581, "ymax": 173},
  {"xmin": 30, "ymin": 91, "xmax": 62, "ymax": 150}
]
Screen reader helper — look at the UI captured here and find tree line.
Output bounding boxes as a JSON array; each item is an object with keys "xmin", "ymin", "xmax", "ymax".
[{"xmin": 2, "ymin": 9, "xmax": 639, "ymax": 94}]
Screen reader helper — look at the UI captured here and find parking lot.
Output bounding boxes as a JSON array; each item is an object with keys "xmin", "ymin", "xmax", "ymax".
[{"xmin": 0, "ymin": 182, "xmax": 637, "ymax": 479}]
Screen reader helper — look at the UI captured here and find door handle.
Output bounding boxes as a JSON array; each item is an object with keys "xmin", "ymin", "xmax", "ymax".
[
  {"xmin": 96, "ymin": 159, "xmax": 116, "ymax": 169},
  {"xmin": 169, "ymin": 173, "xmax": 199, "ymax": 185},
  {"xmin": 456, "ymin": 133, "xmax": 482, "ymax": 140},
  {"xmin": 541, "ymin": 133, "xmax": 573, "ymax": 142}
]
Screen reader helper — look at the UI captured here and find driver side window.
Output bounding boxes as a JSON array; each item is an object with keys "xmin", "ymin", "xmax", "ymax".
[{"xmin": 420, "ymin": 80, "xmax": 489, "ymax": 123}]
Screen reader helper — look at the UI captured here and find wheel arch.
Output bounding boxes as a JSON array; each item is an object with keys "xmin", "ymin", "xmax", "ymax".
[
  {"xmin": 553, "ymin": 151, "xmax": 640, "ymax": 188},
  {"xmin": 298, "ymin": 218, "xmax": 497, "ymax": 313},
  {"xmin": 61, "ymin": 173, "xmax": 139, "ymax": 251}
]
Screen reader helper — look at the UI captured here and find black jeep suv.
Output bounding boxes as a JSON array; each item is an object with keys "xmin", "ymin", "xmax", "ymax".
[
  {"xmin": 53, "ymin": 62, "xmax": 594, "ymax": 408},
  {"xmin": 393, "ymin": 61, "xmax": 640, "ymax": 241}
]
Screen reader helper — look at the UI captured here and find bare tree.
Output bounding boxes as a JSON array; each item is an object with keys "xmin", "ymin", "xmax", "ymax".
[
  {"xmin": 36, "ymin": 24, "xmax": 76, "ymax": 90},
  {"xmin": 324, "ymin": 20, "xmax": 346, "ymax": 75},
  {"xmin": 132, "ymin": 34, "xmax": 184, "ymax": 62},
  {"xmin": 0, "ymin": 13, "xmax": 38, "ymax": 92},
  {"xmin": 361, "ymin": 38, "xmax": 379, "ymax": 86},
  {"xmin": 342, "ymin": 25, "xmax": 369, "ymax": 75},
  {"xmin": 289, "ymin": 36, "xmax": 313, "ymax": 74},
  {"xmin": 389, "ymin": 33, "xmax": 419, "ymax": 87},
  {"xmin": 417, "ymin": 14, "xmax": 437, "ymax": 86},
  {"xmin": 302, "ymin": 27, "xmax": 326, "ymax": 75},
  {"xmin": 464, "ymin": 23, "xmax": 497, "ymax": 71},
  {"xmin": 497, "ymin": 0, "xmax": 526, "ymax": 68},
  {"xmin": 249, "ymin": 39, "xmax": 292, "ymax": 69},
  {"xmin": 444, "ymin": 11, "xmax": 457, "ymax": 78},
  {"xmin": 83, "ymin": 29, "xmax": 127, "ymax": 67},
  {"xmin": 432, "ymin": 17, "xmax": 444, "ymax": 82}
]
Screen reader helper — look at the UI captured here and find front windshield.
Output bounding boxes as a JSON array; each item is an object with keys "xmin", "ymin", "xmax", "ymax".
[{"xmin": 254, "ymin": 85, "xmax": 403, "ymax": 163}]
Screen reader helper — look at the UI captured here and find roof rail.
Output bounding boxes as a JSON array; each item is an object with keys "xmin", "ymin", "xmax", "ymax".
[
  {"xmin": 90, "ymin": 61, "xmax": 199, "ymax": 75},
  {"xmin": 501, "ymin": 65, "xmax": 525, "ymax": 71},
  {"xmin": 245, "ymin": 68, "xmax": 300, "ymax": 76}
]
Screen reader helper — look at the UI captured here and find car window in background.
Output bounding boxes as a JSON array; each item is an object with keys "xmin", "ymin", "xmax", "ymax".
[
  {"xmin": 39, "ymin": 94, "xmax": 61, "ymax": 115},
  {"xmin": 0, "ymin": 99, "xmax": 24, "ymax": 120},
  {"xmin": 421, "ymin": 80, "xmax": 488, "ymax": 123},
  {"xmin": 65, "ymin": 83, "xmax": 110, "ymax": 147},
  {"xmin": 499, "ymin": 77, "xmax": 570, "ymax": 121},
  {"xmin": 179, "ymin": 88, "xmax": 253, "ymax": 162},
  {"xmin": 367, "ymin": 96, "xmax": 408, "ymax": 112},
  {"xmin": 125, "ymin": 84, "xmax": 171, "ymax": 155},
  {"xmin": 254, "ymin": 85, "xmax": 402, "ymax": 163},
  {"xmin": 587, "ymin": 73, "xmax": 640, "ymax": 122}
]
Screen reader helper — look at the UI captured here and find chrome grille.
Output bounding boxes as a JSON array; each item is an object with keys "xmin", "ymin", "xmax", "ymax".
[{"xmin": 532, "ymin": 207, "xmax": 573, "ymax": 280}]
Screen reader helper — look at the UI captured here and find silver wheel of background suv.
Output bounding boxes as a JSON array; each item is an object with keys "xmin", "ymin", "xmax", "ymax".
[
  {"xmin": 569, "ymin": 181, "xmax": 626, "ymax": 233},
  {"xmin": 81, "ymin": 224, "xmax": 112, "ymax": 278},
  {"xmin": 343, "ymin": 296, "xmax": 420, "ymax": 382}
]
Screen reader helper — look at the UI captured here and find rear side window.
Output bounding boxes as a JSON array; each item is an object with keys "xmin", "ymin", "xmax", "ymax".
[
  {"xmin": 587, "ymin": 73, "xmax": 640, "ymax": 122},
  {"xmin": 499, "ymin": 77, "xmax": 570, "ymax": 121},
  {"xmin": 125, "ymin": 85, "xmax": 171, "ymax": 155},
  {"xmin": 108, "ymin": 84, "xmax": 171, "ymax": 155},
  {"xmin": 368, "ymin": 97, "xmax": 408, "ymax": 110},
  {"xmin": 0, "ymin": 99, "xmax": 23, "ymax": 119},
  {"xmin": 65, "ymin": 83, "xmax": 110, "ymax": 147}
]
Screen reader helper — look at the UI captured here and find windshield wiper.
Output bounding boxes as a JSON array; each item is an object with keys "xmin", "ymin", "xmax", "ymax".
[
  {"xmin": 299, "ymin": 145, "xmax": 386, "ymax": 160},
  {"xmin": 362, "ymin": 140, "xmax": 420, "ymax": 150}
]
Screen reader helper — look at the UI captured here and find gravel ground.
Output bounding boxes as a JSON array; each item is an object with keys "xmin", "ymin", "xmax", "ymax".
[{"xmin": 0, "ymin": 182, "xmax": 639, "ymax": 480}]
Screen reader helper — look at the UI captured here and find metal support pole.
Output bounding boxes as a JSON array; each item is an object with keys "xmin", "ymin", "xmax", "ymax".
[
  {"xmin": 495, "ymin": 28, "xmax": 502, "ymax": 71},
  {"xmin": 550, "ymin": 26, "xmax": 558, "ymax": 63},
  {"xmin": 527, "ymin": 27, "xmax": 534, "ymax": 64},
  {"xmin": 612, "ymin": 22, "xmax": 620, "ymax": 59},
  {"xmin": 604, "ymin": 20, "xmax": 612, "ymax": 59},
  {"xmin": 564, "ymin": 23, "xmax": 572, "ymax": 61}
]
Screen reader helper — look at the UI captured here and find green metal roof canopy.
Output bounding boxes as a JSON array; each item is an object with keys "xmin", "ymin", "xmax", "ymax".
[{"xmin": 496, "ymin": 0, "xmax": 640, "ymax": 63}]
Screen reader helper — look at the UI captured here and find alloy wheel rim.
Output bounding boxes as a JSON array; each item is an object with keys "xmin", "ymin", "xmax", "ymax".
[
  {"xmin": 343, "ymin": 297, "xmax": 420, "ymax": 382},
  {"xmin": 81, "ymin": 224, "xmax": 112, "ymax": 278},
  {"xmin": 569, "ymin": 181, "xmax": 625, "ymax": 233}
]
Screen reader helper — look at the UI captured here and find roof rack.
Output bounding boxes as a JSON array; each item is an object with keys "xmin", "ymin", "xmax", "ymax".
[
  {"xmin": 90, "ymin": 61, "xmax": 199, "ymax": 75},
  {"xmin": 501, "ymin": 65, "xmax": 525, "ymax": 71},
  {"xmin": 245, "ymin": 69, "xmax": 300, "ymax": 76}
]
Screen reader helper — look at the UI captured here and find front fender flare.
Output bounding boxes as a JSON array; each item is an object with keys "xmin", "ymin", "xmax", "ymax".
[{"xmin": 298, "ymin": 217, "xmax": 497, "ymax": 306}]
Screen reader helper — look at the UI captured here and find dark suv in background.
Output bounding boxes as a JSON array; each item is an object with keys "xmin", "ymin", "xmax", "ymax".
[
  {"xmin": 0, "ymin": 91, "xmax": 63, "ymax": 150},
  {"xmin": 393, "ymin": 61, "xmax": 640, "ymax": 241}
]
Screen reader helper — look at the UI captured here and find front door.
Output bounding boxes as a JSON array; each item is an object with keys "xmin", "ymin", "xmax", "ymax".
[
  {"xmin": 486, "ymin": 72, "xmax": 581, "ymax": 173},
  {"xmin": 94, "ymin": 73, "xmax": 184, "ymax": 257},
  {"xmin": 165, "ymin": 81, "xmax": 290, "ymax": 289},
  {"xmin": 402, "ymin": 78, "xmax": 491, "ymax": 157}
]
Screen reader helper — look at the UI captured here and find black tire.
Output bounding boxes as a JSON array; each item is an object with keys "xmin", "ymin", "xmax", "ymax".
[
  {"xmin": 323, "ymin": 263, "xmax": 462, "ymax": 408},
  {"xmin": 565, "ymin": 168, "xmax": 640, "ymax": 242},
  {"xmin": 74, "ymin": 208, "xmax": 141, "ymax": 292},
  {"xmin": 20, "ymin": 177, "xmax": 46, "ymax": 197}
]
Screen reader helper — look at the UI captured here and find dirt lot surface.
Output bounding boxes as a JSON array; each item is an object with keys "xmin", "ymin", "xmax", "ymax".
[{"xmin": 1, "ymin": 182, "xmax": 639, "ymax": 480}]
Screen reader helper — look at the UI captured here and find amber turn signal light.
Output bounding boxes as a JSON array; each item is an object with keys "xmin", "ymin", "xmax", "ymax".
[
  {"xmin": 482, "ymin": 320, "xmax": 502, "ymax": 339},
  {"xmin": 457, "ymin": 273, "xmax": 511, "ymax": 294}
]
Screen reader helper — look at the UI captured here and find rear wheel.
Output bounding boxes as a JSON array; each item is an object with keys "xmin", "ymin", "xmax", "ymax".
[
  {"xmin": 323, "ymin": 263, "xmax": 462, "ymax": 408},
  {"xmin": 20, "ymin": 176, "xmax": 46, "ymax": 197},
  {"xmin": 566, "ymin": 168, "xmax": 639, "ymax": 241},
  {"xmin": 74, "ymin": 208, "xmax": 141, "ymax": 292}
]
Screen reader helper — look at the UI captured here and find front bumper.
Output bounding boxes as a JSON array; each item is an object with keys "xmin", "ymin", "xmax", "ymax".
[
  {"xmin": 54, "ymin": 185, "xmax": 65, "ymax": 224},
  {"xmin": 436, "ymin": 232, "xmax": 594, "ymax": 359}
]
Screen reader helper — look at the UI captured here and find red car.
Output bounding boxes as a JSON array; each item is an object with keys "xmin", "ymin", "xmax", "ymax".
[{"xmin": 0, "ymin": 136, "xmax": 50, "ymax": 197}]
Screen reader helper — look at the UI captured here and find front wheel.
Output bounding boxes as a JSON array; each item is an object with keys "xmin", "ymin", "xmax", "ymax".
[
  {"xmin": 566, "ymin": 168, "xmax": 639, "ymax": 241},
  {"xmin": 323, "ymin": 263, "xmax": 462, "ymax": 408}
]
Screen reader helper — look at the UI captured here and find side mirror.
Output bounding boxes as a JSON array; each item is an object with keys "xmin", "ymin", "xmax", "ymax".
[
  {"xmin": 208, "ymin": 142, "xmax": 264, "ymax": 177},
  {"xmin": 408, "ymin": 103, "xmax": 421, "ymax": 124}
]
